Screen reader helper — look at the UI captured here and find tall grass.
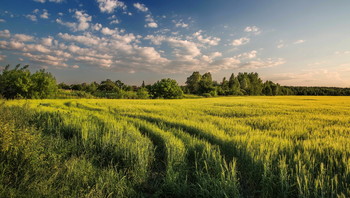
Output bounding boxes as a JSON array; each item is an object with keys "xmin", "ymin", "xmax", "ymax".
[{"xmin": 1, "ymin": 96, "xmax": 350, "ymax": 197}]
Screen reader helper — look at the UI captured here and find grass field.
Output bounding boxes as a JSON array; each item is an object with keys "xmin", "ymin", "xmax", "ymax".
[{"xmin": 1, "ymin": 96, "xmax": 350, "ymax": 197}]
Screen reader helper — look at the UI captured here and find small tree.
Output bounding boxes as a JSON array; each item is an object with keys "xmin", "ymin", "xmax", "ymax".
[
  {"xmin": 151, "ymin": 78, "xmax": 183, "ymax": 99},
  {"xmin": 136, "ymin": 87, "xmax": 150, "ymax": 99},
  {"xmin": 30, "ymin": 69, "xmax": 58, "ymax": 98},
  {"xmin": 185, "ymin": 71, "xmax": 202, "ymax": 94}
]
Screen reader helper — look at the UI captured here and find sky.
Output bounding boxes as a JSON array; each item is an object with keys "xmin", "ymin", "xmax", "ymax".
[{"xmin": 1, "ymin": 0, "xmax": 350, "ymax": 87}]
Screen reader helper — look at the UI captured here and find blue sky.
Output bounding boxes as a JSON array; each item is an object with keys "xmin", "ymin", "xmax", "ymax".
[{"xmin": 1, "ymin": 0, "xmax": 350, "ymax": 86}]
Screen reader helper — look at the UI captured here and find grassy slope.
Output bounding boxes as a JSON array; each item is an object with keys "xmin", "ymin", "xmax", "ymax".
[{"xmin": 1, "ymin": 96, "xmax": 350, "ymax": 197}]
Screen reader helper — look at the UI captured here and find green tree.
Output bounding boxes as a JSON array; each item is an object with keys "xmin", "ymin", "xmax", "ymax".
[
  {"xmin": 219, "ymin": 77, "xmax": 230, "ymax": 95},
  {"xmin": 199, "ymin": 72, "xmax": 216, "ymax": 96},
  {"xmin": 98, "ymin": 79, "xmax": 118, "ymax": 92},
  {"xmin": 185, "ymin": 71, "xmax": 202, "ymax": 94},
  {"xmin": 0, "ymin": 64, "xmax": 32, "ymax": 99},
  {"xmin": 151, "ymin": 78, "xmax": 183, "ymax": 99},
  {"xmin": 30, "ymin": 69, "xmax": 58, "ymax": 99},
  {"xmin": 136, "ymin": 87, "xmax": 150, "ymax": 99},
  {"xmin": 228, "ymin": 73, "xmax": 242, "ymax": 95},
  {"xmin": 0, "ymin": 65, "xmax": 57, "ymax": 99}
]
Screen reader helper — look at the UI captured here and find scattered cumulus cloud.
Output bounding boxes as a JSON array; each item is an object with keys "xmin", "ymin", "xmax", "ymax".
[
  {"xmin": 232, "ymin": 37, "xmax": 250, "ymax": 46},
  {"xmin": 244, "ymin": 26, "xmax": 261, "ymax": 35},
  {"xmin": 145, "ymin": 14, "xmax": 158, "ymax": 28},
  {"xmin": 101, "ymin": 27, "xmax": 118, "ymax": 35},
  {"xmin": 110, "ymin": 19, "xmax": 120, "ymax": 25},
  {"xmin": 133, "ymin": 3, "xmax": 148, "ymax": 12},
  {"xmin": 40, "ymin": 9, "xmax": 49, "ymax": 19},
  {"xmin": 236, "ymin": 50, "xmax": 257, "ymax": 59},
  {"xmin": 41, "ymin": 37, "xmax": 54, "ymax": 46},
  {"xmin": 0, "ymin": 30, "xmax": 11, "ymax": 38},
  {"xmin": 26, "ymin": 14, "xmax": 37, "ymax": 22},
  {"xmin": 276, "ymin": 40, "xmax": 284, "ymax": 48},
  {"xmin": 294, "ymin": 40, "xmax": 305, "ymax": 44},
  {"xmin": 0, "ymin": 19, "xmax": 6, "ymax": 23},
  {"xmin": 96, "ymin": 0, "xmax": 126, "ymax": 14},
  {"xmin": 56, "ymin": 10, "xmax": 91, "ymax": 31},
  {"xmin": 173, "ymin": 20, "xmax": 189, "ymax": 28},
  {"xmin": 14, "ymin": 34, "xmax": 35, "ymax": 42},
  {"xmin": 193, "ymin": 31, "xmax": 220, "ymax": 46}
]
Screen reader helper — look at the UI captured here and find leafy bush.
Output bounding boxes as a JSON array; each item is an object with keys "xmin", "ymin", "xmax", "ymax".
[
  {"xmin": 0, "ymin": 65, "xmax": 57, "ymax": 99},
  {"xmin": 150, "ymin": 78, "xmax": 183, "ymax": 99}
]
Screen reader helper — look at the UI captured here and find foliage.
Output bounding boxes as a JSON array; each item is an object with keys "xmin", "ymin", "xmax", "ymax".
[
  {"xmin": 0, "ymin": 65, "xmax": 57, "ymax": 99},
  {"xmin": 150, "ymin": 78, "xmax": 183, "ymax": 99},
  {"xmin": 185, "ymin": 71, "xmax": 202, "ymax": 94}
]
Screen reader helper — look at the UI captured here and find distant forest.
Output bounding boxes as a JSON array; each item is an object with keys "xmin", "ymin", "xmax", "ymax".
[{"xmin": 1, "ymin": 64, "xmax": 350, "ymax": 99}]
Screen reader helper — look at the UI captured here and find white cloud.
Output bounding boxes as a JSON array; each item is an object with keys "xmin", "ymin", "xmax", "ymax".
[
  {"xmin": 244, "ymin": 26, "xmax": 261, "ymax": 35},
  {"xmin": 58, "ymin": 32, "xmax": 101, "ymax": 46},
  {"xmin": 92, "ymin": 23, "xmax": 102, "ymax": 31},
  {"xmin": 0, "ymin": 19, "xmax": 6, "ymax": 23},
  {"xmin": 75, "ymin": 56, "xmax": 113, "ymax": 68},
  {"xmin": 276, "ymin": 40, "xmax": 284, "ymax": 48},
  {"xmin": 0, "ymin": 40, "xmax": 25, "ymax": 50},
  {"xmin": 26, "ymin": 44, "xmax": 51, "ymax": 53},
  {"xmin": 101, "ymin": 27, "xmax": 117, "ymax": 35},
  {"xmin": 133, "ymin": 3, "xmax": 148, "ymax": 12},
  {"xmin": 146, "ymin": 22, "xmax": 158, "ymax": 28},
  {"xmin": 173, "ymin": 20, "xmax": 189, "ymax": 28},
  {"xmin": 110, "ymin": 19, "xmax": 120, "ymax": 25},
  {"xmin": 41, "ymin": 37, "xmax": 53, "ymax": 46},
  {"xmin": 26, "ymin": 14, "xmax": 37, "ymax": 21},
  {"xmin": 334, "ymin": 50, "xmax": 350, "ymax": 55},
  {"xmin": 0, "ymin": 30, "xmax": 11, "ymax": 38},
  {"xmin": 74, "ymin": 10, "xmax": 91, "ymax": 31},
  {"xmin": 22, "ymin": 52, "xmax": 68, "ymax": 67},
  {"xmin": 294, "ymin": 40, "xmax": 305, "ymax": 44},
  {"xmin": 40, "ymin": 9, "xmax": 49, "ymax": 19},
  {"xmin": 232, "ymin": 37, "xmax": 250, "ymax": 46},
  {"xmin": 193, "ymin": 31, "xmax": 220, "ymax": 46},
  {"xmin": 144, "ymin": 14, "xmax": 158, "ymax": 28},
  {"xmin": 210, "ymin": 57, "xmax": 241, "ymax": 70},
  {"xmin": 236, "ymin": 50, "xmax": 257, "ymax": 59},
  {"xmin": 97, "ymin": 0, "xmax": 126, "ymax": 13},
  {"xmin": 56, "ymin": 18, "xmax": 76, "ymax": 30},
  {"xmin": 14, "ymin": 34, "xmax": 35, "ymax": 42},
  {"xmin": 144, "ymin": 35, "xmax": 165, "ymax": 45},
  {"xmin": 239, "ymin": 58, "xmax": 285, "ymax": 69},
  {"xmin": 56, "ymin": 10, "xmax": 91, "ymax": 31}
]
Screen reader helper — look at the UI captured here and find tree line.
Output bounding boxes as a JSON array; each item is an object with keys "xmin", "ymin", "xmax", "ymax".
[{"xmin": 1, "ymin": 65, "xmax": 349, "ymax": 99}]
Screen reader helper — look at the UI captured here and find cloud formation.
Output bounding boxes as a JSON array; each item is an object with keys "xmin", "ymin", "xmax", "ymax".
[
  {"xmin": 97, "ymin": 0, "xmax": 126, "ymax": 13},
  {"xmin": 133, "ymin": 3, "xmax": 148, "ymax": 12},
  {"xmin": 244, "ymin": 26, "xmax": 261, "ymax": 35},
  {"xmin": 232, "ymin": 37, "xmax": 250, "ymax": 46}
]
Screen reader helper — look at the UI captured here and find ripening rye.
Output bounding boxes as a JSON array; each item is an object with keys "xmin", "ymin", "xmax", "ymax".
[{"xmin": 1, "ymin": 96, "xmax": 349, "ymax": 197}]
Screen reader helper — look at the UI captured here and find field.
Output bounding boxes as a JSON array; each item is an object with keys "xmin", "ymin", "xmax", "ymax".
[{"xmin": 1, "ymin": 96, "xmax": 350, "ymax": 197}]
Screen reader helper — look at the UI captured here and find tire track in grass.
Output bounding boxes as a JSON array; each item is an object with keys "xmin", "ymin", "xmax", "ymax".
[
  {"xmin": 125, "ymin": 117, "xmax": 188, "ymax": 197},
  {"xmin": 125, "ymin": 113, "xmax": 264, "ymax": 197},
  {"xmin": 156, "ymin": 123, "xmax": 241, "ymax": 198}
]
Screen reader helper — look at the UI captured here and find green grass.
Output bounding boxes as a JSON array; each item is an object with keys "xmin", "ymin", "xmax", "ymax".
[{"xmin": 1, "ymin": 96, "xmax": 350, "ymax": 197}]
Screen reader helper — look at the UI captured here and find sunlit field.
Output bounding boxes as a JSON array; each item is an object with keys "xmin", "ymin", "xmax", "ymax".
[{"xmin": 1, "ymin": 96, "xmax": 350, "ymax": 197}]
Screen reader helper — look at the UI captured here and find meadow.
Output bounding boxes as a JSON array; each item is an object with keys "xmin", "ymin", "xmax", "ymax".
[{"xmin": 1, "ymin": 96, "xmax": 350, "ymax": 197}]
